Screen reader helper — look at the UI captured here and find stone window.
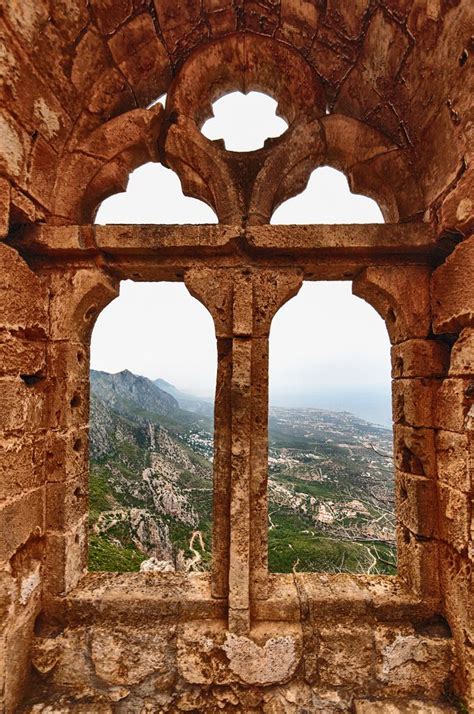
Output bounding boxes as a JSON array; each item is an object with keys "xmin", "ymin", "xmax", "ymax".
[
  {"xmin": 201, "ymin": 91, "xmax": 288, "ymax": 151},
  {"xmin": 268, "ymin": 281, "xmax": 395, "ymax": 575},
  {"xmin": 2, "ymin": 14, "xmax": 472, "ymax": 711},
  {"xmin": 89, "ymin": 280, "xmax": 217, "ymax": 573}
]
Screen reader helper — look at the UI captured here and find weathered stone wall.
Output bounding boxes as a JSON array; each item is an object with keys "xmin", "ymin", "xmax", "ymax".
[
  {"xmin": 0, "ymin": 1, "xmax": 472, "ymax": 712},
  {"xmin": 431, "ymin": 237, "xmax": 474, "ymax": 703},
  {"xmin": 27, "ymin": 574, "xmax": 454, "ymax": 712},
  {"xmin": 0, "ymin": 244, "xmax": 48, "ymax": 709}
]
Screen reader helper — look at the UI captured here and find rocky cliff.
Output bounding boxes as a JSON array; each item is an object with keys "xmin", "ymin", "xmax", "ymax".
[
  {"xmin": 89, "ymin": 369, "xmax": 395, "ymax": 575},
  {"xmin": 89, "ymin": 370, "xmax": 213, "ymax": 572}
]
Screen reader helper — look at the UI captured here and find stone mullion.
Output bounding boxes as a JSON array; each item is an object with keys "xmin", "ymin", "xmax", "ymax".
[
  {"xmin": 185, "ymin": 267, "xmax": 302, "ymax": 634},
  {"xmin": 228, "ymin": 333, "xmax": 272, "ymax": 630},
  {"xmin": 249, "ymin": 335, "xmax": 270, "ymax": 603},
  {"xmin": 210, "ymin": 337, "xmax": 232, "ymax": 599},
  {"xmin": 228, "ymin": 337, "xmax": 253, "ymax": 633}
]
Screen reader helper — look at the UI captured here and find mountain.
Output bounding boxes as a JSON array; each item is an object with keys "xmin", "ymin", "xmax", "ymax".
[
  {"xmin": 89, "ymin": 369, "xmax": 396, "ymax": 575},
  {"xmin": 89, "ymin": 370, "xmax": 213, "ymax": 573},
  {"xmin": 91, "ymin": 369, "xmax": 179, "ymax": 417},
  {"xmin": 154, "ymin": 377, "xmax": 214, "ymax": 417}
]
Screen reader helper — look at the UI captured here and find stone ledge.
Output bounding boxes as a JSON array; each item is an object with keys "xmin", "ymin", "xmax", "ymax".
[
  {"xmin": 13, "ymin": 223, "xmax": 438, "ymax": 258},
  {"xmin": 49, "ymin": 572, "xmax": 439, "ymax": 627},
  {"xmin": 48, "ymin": 572, "xmax": 226, "ymax": 625}
]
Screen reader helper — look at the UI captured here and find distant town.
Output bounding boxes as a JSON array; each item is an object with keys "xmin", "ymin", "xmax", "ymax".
[{"xmin": 89, "ymin": 370, "xmax": 395, "ymax": 575}]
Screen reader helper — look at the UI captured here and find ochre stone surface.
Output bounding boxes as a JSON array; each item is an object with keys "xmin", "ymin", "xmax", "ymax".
[{"xmin": 0, "ymin": 1, "xmax": 473, "ymax": 711}]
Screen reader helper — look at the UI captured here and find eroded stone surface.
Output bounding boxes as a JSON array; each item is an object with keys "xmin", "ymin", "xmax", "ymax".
[{"xmin": 0, "ymin": 2, "xmax": 473, "ymax": 712}]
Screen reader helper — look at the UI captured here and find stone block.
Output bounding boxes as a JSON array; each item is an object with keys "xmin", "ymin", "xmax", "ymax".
[
  {"xmin": 318, "ymin": 624, "xmax": 374, "ymax": 690},
  {"xmin": 253, "ymin": 574, "xmax": 300, "ymax": 622},
  {"xmin": 177, "ymin": 620, "xmax": 303, "ymax": 687},
  {"xmin": 44, "ymin": 427, "xmax": 89, "ymax": 484},
  {"xmin": 0, "ymin": 333, "xmax": 46, "ymax": 377},
  {"xmin": 325, "ymin": 0, "xmax": 369, "ymax": 40},
  {"xmin": 353, "ymin": 266, "xmax": 431, "ymax": 344},
  {"xmin": 0, "ymin": 571, "xmax": 15, "ymax": 631},
  {"xmin": 322, "ymin": 114, "xmax": 394, "ymax": 173},
  {"xmin": 44, "ymin": 376, "xmax": 89, "ymax": 430},
  {"xmin": 439, "ymin": 543, "xmax": 473, "ymax": 650},
  {"xmin": 86, "ymin": 66, "xmax": 137, "ymax": 129},
  {"xmin": 44, "ymin": 517, "xmax": 87, "ymax": 595},
  {"xmin": 49, "ymin": 0, "xmax": 89, "ymax": 45},
  {"xmin": 3, "ymin": 608, "xmax": 38, "ymax": 712},
  {"xmin": 153, "ymin": 0, "xmax": 203, "ymax": 49},
  {"xmin": 391, "ymin": 339, "xmax": 450, "ymax": 379},
  {"xmin": 0, "ymin": 489, "xmax": 44, "ymax": 562},
  {"xmin": 0, "ymin": 436, "xmax": 45, "ymax": 501},
  {"xmin": 47, "ymin": 340, "xmax": 89, "ymax": 382},
  {"xmin": 46, "ymin": 268, "xmax": 117, "ymax": 342},
  {"xmin": 207, "ymin": 8, "xmax": 237, "ymax": 37},
  {"xmin": 0, "ymin": 22, "xmax": 71, "ymax": 151},
  {"xmin": 177, "ymin": 622, "xmax": 230, "ymax": 685},
  {"xmin": 435, "ymin": 378, "xmax": 474, "ymax": 433},
  {"xmin": 10, "ymin": 186, "xmax": 38, "ymax": 223},
  {"xmin": 45, "ymin": 474, "xmax": 88, "ymax": 531},
  {"xmin": 276, "ymin": 0, "xmax": 320, "ymax": 50},
  {"xmin": 436, "ymin": 430, "xmax": 471, "ymax": 493},
  {"xmin": 9, "ymin": 534, "xmax": 43, "ymax": 609},
  {"xmin": 89, "ymin": 0, "xmax": 132, "ymax": 35},
  {"xmin": 0, "ymin": 377, "xmax": 46, "ymax": 432},
  {"xmin": 437, "ymin": 483, "xmax": 470, "ymax": 553},
  {"xmin": 397, "ymin": 525, "xmax": 440, "ymax": 600},
  {"xmin": 396, "ymin": 470, "xmax": 438, "ymax": 538},
  {"xmin": 224, "ymin": 623, "xmax": 303, "ymax": 686},
  {"xmin": 350, "ymin": 150, "xmax": 423, "ymax": 224},
  {"xmin": 439, "ymin": 167, "xmax": 474, "ymax": 237},
  {"xmin": 0, "ymin": 109, "xmax": 31, "ymax": 181},
  {"xmin": 392, "ymin": 378, "xmax": 440, "ymax": 428},
  {"xmin": 108, "ymin": 13, "xmax": 171, "ymax": 104},
  {"xmin": 374, "ymin": 626, "xmax": 452, "ymax": 698},
  {"xmin": 432, "ymin": 236, "xmax": 474, "ymax": 334},
  {"xmin": 33, "ymin": 627, "xmax": 96, "ymax": 694},
  {"xmin": 393, "ymin": 424, "xmax": 436, "ymax": 478},
  {"xmin": 70, "ymin": 29, "xmax": 111, "ymax": 98},
  {"xmin": 242, "ymin": 3, "xmax": 278, "ymax": 37},
  {"xmin": 449, "ymin": 328, "xmax": 474, "ymax": 376},
  {"xmin": 300, "ymin": 572, "xmax": 371, "ymax": 621},
  {"xmin": 91, "ymin": 623, "xmax": 175, "ymax": 686},
  {"xmin": 0, "ymin": 244, "xmax": 48, "ymax": 334},
  {"xmin": 417, "ymin": 105, "xmax": 465, "ymax": 208},
  {"xmin": 26, "ymin": 134, "xmax": 58, "ymax": 210}
]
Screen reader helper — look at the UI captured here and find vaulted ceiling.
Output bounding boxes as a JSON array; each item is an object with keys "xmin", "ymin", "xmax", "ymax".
[{"xmin": 0, "ymin": 1, "xmax": 472, "ymax": 236}]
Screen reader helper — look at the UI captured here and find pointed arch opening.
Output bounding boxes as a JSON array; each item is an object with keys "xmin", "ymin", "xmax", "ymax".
[
  {"xmin": 95, "ymin": 162, "xmax": 218, "ymax": 225},
  {"xmin": 271, "ymin": 166, "xmax": 384, "ymax": 224},
  {"xmin": 88, "ymin": 280, "xmax": 217, "ymax": 573},
  {"xmin": 268, "ymin": 281, "xmax": 395, "ymax": 575}
]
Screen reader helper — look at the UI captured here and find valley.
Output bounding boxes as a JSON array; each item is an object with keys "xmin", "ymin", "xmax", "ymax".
[{"xmin": 88, "ymin": 370, "xmax": 395, "ymax": 576}]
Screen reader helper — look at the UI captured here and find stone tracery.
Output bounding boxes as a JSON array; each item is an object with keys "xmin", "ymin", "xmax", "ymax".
[{"xmin": 0, "ymin": 1, "xmax": 473, "ymax": 710}]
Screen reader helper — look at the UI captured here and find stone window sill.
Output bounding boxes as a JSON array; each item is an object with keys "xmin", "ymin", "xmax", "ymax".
[{"xmin": 51, "ymin": 572, "xmax": 438, "ymax": 627}]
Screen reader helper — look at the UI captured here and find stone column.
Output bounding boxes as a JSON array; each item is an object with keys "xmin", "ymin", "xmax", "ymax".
[
  {"xmin": 39, "ymin": 266, "xmax": 118, "ymax": 598},
  {"xmin": 353, "ymin": 265, "xmax": 444, "ymax": 599},
  {"xmin": 186, "ymin": 268, "xmax": 302, "ymax": 633}
]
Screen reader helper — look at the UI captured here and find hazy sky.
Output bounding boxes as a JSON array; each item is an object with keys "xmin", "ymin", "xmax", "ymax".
[{"xmin": 92, "ymin": 92, "xmax": 391, "ymax": 423}]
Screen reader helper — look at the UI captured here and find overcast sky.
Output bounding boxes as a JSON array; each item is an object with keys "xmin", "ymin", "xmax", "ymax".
[{"xmin": 92, "ymin": 92, "xmax": 391, "ymax": 423}]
